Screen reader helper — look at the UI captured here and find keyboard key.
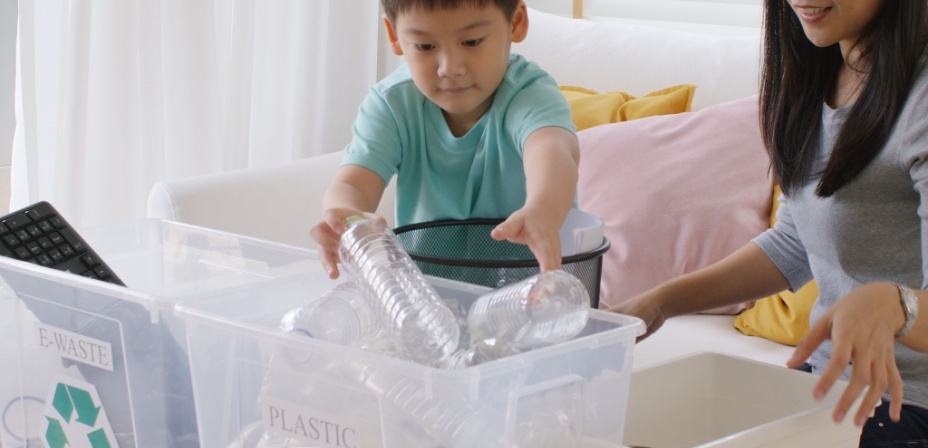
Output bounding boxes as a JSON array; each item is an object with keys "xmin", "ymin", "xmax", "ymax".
[
  {"xmin": 5, "ymin": 214, "xmax": 32, "ymax": 229},
  {"xmin": 27, "ymin": 202, "xmax": 54, "ymax": 220},
  {"xmin": 60, "ymin": 228, "xmax": 86, "ymax": 253},
  {"xmin": 26, "ymin": 225, "xmax": 42, "ymax": 238},
  {"xmin": 60, "ymin": 245, "xmax": 75, "ymax": 258},
  {"xmin": 26, "ymin": 242, "xmax": 41, "ymax": 255},
  {"xmin": 58, "ymin": 257, "xmax": 87, "ymax": 275},
  {"xmin": 82, "ymin": 254, "xmax": 99, "ymax": 267},
  {"xmin": 2, "ymin": 234, "xmax": 19, "ymax": 247},
  {"xmin": 37, "ymin": 237, "xmax": 53, "ymax": 250}
]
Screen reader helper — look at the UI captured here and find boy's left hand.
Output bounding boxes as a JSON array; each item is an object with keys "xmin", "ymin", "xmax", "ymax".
[
  {"xmin": 508, "ymin": 125, "xmax": 578, "ymax": 272},
  {"xmin": 491, "ymin": 207, "xmax": 562, "ymax": 271}
]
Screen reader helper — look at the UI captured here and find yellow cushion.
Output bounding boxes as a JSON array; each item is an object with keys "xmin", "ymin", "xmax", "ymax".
[
  {"xmin": 560, "ymin": 84, "xmax": 696, "ymax": 131},
  {"xmin": 733, "ymin": 185, "xmax": 818, "ymax": 346}
]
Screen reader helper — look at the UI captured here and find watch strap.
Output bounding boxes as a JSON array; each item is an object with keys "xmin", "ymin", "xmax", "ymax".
[{"xmin": 895, "ymin": 283, "xmax": 918, "ymax": 339}]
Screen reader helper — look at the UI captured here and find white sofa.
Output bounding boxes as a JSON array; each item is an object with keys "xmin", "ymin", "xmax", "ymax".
[{"xmin": 147, "ymin": 8, "xmax": 794, "ymax": 369}]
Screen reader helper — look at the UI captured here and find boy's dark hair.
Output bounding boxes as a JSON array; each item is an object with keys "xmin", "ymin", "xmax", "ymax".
[
  {"xmin": 760, "ymin": 0, "xmax": 928, "ymax": 197},
  {"xmin": 382, "ymin": 0, "xmax": 521, "ymax": 23}
]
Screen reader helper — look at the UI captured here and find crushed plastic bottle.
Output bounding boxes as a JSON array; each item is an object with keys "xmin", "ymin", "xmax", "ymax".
[
  {"xmin": 338, "ymin": 216, "xmax": 460, "ymax": 366},
  {"xmin": 467, "ymin": 270, "xmax": 590, "ymax": 350},
  {"xmin": 355, "ymin": 364, "xmax": 503, "ymax": 447},
  {"xmin": 279, "ymin": 281, "xmax": 400, "ymax": 356},
  {"xmin": 438, "ymin": 338, "xmax": 521, "ymax": 370},
  {"xmin": 279, "ymin": 282, "xmax": 378, "ymax": 344}
]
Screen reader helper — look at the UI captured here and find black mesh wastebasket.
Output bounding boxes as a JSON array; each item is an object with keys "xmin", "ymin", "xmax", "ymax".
[{"xmin": 393, "ymin": 219, "xmax": 609, "ymax": 308}]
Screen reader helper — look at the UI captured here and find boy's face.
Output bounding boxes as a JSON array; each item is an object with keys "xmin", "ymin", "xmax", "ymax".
[{"xmin": 385, "ymin": 2, "xmax": 528, "ymax": 133}]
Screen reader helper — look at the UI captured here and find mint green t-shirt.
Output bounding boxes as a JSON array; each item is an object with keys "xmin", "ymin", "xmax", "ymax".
[{"xmin": 342, "ymin": 54, "xmax": 575, "ymax": 227}]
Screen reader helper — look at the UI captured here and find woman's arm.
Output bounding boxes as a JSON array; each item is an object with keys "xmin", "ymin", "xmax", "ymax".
[{"xmin": 610, "ymin": 242, "xmax": 791, "ymax": 340}]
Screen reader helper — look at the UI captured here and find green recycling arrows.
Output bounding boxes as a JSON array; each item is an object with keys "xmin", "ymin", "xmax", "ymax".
[
  {"xmin": 45, "ymin": 416, "xmax": 68, "ymax": 448},
  {"xmin": 87, "ymin": 428, "xmax": 112, "ymax": 448},
  {"xmin": 69, "ymin": 386, "xmax": 102, "ymax": 426},
  {"xmin": 51, "ymin": 383, "xmax": 74, "ymax": 424},
  {"xmin": 44, "ymin": 376, "xmax": 117, "ymax": 448}
]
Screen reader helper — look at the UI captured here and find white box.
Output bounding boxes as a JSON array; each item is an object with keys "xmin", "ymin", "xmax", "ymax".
[
  {"xmin": 176, "ymin": 274, "xmax": 644, "ymax": 448},
  {"xmin": 623, "ymin": 352, "xmax": 865, "ymax": 448},
  {"xmin": 0, "ymin": 219, "xmax": 318, "ymax": 448}
]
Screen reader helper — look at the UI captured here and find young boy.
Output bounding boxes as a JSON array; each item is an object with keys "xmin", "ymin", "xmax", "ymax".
[{"xmin": 310, "ymin": 0, "xmax": 579, "ymax": 279}]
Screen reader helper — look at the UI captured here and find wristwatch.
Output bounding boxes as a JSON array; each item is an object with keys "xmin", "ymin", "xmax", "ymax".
[{"xmin": 895, "ymin": 283, "xmax": 919, "ymax": 339}]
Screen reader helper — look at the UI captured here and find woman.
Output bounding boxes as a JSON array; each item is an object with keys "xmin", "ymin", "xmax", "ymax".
[{"xmin": 611, "ymin": 0, "xmax": 928, "ymax": 444}]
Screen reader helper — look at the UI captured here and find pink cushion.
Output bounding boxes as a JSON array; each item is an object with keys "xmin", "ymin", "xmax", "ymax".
[{"xmin": 578, "ymin": 95, "xmax": 773, "ymax": 313}]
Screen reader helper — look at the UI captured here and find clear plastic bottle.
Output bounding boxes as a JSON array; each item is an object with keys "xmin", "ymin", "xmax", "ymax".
[
  {"xmin": 439, "ymin": 338, "xmax": 521, "ymax": 369},
  {"xmin": 355, "ymin": 364, "xmax": 503, "ymax": 447},
  {"xmin": 279, "ymin": 281, "xmax": 391, "ymax": 352},
  {"xmin": 338, "ymin": 216, "xmax": 460, "ymax": 366},
  {"xmin": 467, "ymin": 270, "xmax": 590, "ymax": 350}
]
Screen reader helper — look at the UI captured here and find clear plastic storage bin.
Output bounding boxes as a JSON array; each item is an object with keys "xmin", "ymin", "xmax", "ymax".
[
  {"xmin": 624, "ymin": 352, "xmax": 865, "ymax": 448},
  {"xmin": 0, "ymin": 219, "xmax": 318, "ymax": 448},
  {"xmin": 175, "ymin": 273, "xmax": 644, "ymax": 448}
]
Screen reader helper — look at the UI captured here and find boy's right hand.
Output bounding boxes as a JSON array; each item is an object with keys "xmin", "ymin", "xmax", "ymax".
[{"xmin": 309, "ymin": 208, "xmax": 387, "ymax": 279}]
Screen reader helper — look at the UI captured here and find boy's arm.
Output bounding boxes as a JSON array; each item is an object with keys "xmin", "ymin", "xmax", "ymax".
[
  {"xmin": 491, "ymin": 126, "xmax": 580, "ymax": 271},
  {"xmin": 310, "ymin": 164, "xmax": 388, "ymax": 279}
]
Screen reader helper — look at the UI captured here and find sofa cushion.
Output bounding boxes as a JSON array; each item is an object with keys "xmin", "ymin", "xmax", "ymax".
[
  {"xmin": 577, "ymin": 95, "xmax": 772, "ymax": 312},
  {"xmin": 560, "ymin": 84, "xmax": 696, "ymax": 131},
  {"xmin": 513, "ymin": 8, "xmax": 761, "ymax": 111}
]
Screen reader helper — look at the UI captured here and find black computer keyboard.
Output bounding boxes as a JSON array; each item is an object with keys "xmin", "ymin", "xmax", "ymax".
[{"xmin": 0, "ymin": 201, "xmax": 125, "ymax": 285}]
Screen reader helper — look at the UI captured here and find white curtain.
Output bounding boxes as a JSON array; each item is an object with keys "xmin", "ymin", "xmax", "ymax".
[{"xmin": 13, "ymin": 0, "xmax": 382, "ymax": 228}]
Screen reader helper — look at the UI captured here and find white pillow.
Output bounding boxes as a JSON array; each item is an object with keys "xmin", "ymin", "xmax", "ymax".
[{"xmin": 513, "ymin": 8, "xmax": 762, "ymax": 111}]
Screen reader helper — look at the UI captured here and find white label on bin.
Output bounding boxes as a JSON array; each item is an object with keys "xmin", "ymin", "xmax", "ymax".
[
  {"xmin": 36, "ymin": 323, "xmax": 114, "ymax": 372},
  {"xmin": 262, "ymin": 396, "xmax": 361, "ymax": 448}
]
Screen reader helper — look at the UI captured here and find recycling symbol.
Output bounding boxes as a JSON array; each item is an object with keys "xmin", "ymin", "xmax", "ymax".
[{"xmin": 43, "ymin": 376, "xmax": 118, "ymax": 448}]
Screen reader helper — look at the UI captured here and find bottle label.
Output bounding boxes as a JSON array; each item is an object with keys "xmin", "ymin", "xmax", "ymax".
[{"xmin": 261, "ymin": 396, "xmax": 362, "ymax": 448}]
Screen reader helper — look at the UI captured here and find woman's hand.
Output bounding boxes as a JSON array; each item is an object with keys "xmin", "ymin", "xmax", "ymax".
[
  {"xmin": 608, "ymin": 290, "xmax": 669, "ymax": 342},
  {"xmin": 787, "ymin": 282, "xmax": 906, "ymax": 426}
]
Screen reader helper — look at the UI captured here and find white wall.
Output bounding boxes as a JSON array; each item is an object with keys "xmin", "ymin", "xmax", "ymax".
[
  {"xmin": 0, "ymin": 0, "xmax": 15, "ymax": 215},
  {"xmin": 524, "ymin": 0, "xmax": 574, "ymax": 17}
]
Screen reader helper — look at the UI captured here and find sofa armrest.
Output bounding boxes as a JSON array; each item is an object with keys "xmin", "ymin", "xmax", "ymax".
[{"xmin": 147, "ymin": 150, "xmax": 397, "ymax": 249}]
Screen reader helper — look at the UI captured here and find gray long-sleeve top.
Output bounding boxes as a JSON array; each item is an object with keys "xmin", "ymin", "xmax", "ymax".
[{"xmin": 753, "ymin": 58, "xmax": 928, "ymax": 409}]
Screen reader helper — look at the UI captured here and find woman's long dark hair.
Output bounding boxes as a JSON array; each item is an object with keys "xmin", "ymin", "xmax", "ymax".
[{"xmin": 761, "ymin": 0, "xmax": 928, "ymax": 197}]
